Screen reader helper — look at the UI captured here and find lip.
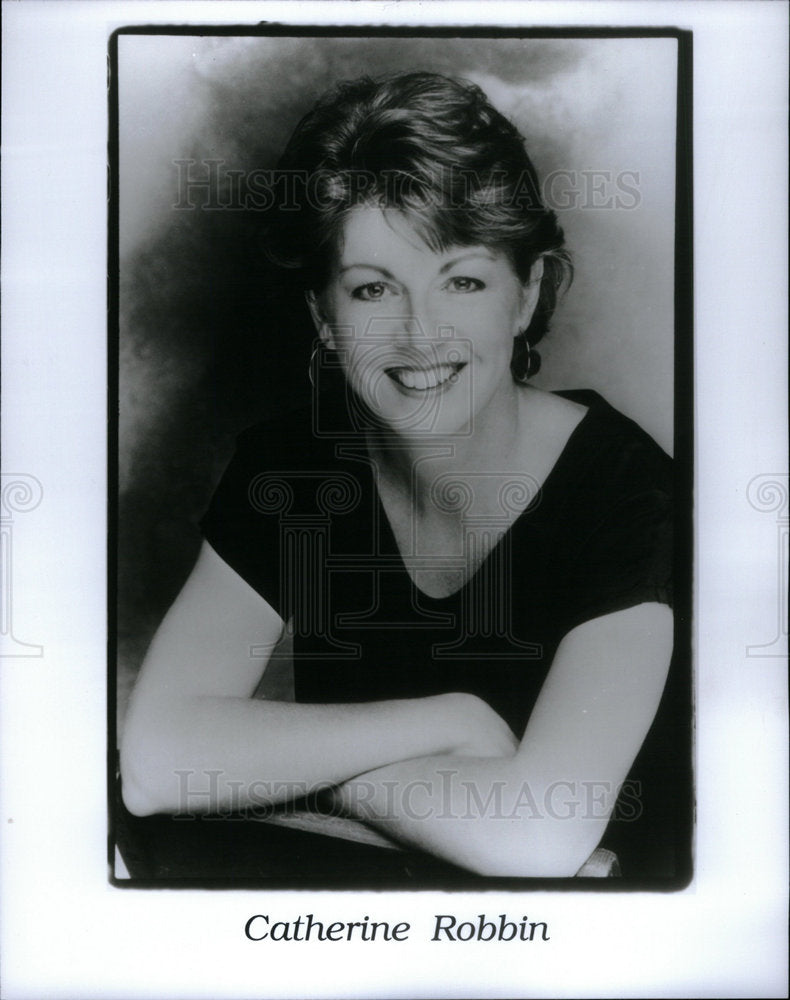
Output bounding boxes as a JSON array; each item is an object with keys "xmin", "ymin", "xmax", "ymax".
[{"xmin": 384, "ymin": 361, "xmax": 468, "ymax": 394}]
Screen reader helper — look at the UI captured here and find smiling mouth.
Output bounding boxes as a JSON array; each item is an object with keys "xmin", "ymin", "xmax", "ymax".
[{"xmin": 385, "ymin": 362, "xmax": 467, "ymax": 391}]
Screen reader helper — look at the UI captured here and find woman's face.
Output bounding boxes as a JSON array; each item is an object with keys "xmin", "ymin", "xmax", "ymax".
[{"xmin": 309, "ymin": 205, "xmax": 541, "ymax": 436}]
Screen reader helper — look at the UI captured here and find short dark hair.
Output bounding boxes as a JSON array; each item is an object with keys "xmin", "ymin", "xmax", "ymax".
[{"xmin": 265, "ymin": 72, "xmax": 572, "ymax": 379}]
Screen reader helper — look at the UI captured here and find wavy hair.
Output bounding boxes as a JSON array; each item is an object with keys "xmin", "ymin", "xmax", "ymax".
[{"xmin": 265, "ymin": 72, "xmax": 572, "ymax": 379}]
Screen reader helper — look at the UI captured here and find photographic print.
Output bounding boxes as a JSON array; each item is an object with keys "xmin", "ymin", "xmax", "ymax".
[
  {"xmin": 3, "ymin": 2, "xmax": 788, "ymax": 997},
  {"xmin": 111, "ymin": 27, "xmax": 693, "ymax": 889}
]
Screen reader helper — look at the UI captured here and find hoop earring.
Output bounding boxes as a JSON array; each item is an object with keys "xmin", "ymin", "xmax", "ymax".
[
  {"xmin": 514, "ymin": 336, "xmax": 532, "ymax": 384},
  {"xmin": 307, "ymin": 345, "xmax": 319, "ymax": 389}
]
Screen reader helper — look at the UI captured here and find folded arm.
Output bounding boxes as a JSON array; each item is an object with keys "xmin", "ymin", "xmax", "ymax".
[
  {"xmin": 330, "ymin": 602, "xmax": 674, "ymax": 876},
  {"xmin": 120, "ymin": 541, "xmax": 514, "ymax": 817}
]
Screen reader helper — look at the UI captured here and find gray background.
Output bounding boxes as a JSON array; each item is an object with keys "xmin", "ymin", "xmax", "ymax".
[{"xmin": 117, "ymin": 34, "xmax": 678, "ymax": 732}]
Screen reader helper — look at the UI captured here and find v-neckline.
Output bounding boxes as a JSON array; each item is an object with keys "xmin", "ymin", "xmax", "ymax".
[{"xmin": 370, "ymin": 390, "xmax": 599, "ymax": 603}]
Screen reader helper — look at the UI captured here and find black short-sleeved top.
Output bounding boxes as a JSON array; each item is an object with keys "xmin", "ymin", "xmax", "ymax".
[{"xmin": 201, "ymin": 388, "xmax": 683, "ymax": 876}]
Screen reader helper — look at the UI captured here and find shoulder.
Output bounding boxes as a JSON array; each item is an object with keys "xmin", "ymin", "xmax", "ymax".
[
  {"xmin": 234, "ymin": 401, "xmax": 315, "ymax": 461},
  {"xmin": 540, "ymin": 392, "xmax": 675, "ymax": 623},
  {"xmin": 199, "ymin": 392, "xmax": 361, "ymax": 605},
  {"xmin": 212, "ymin": 391, "xmax": 369, "ymax": 523},
  {"xmin": 231, "ymin": 390, "xmax": 352, "ymax": 472},
  {"xmin": 552, "ymin": 389, "xmax": 672, "ymax": 503}
]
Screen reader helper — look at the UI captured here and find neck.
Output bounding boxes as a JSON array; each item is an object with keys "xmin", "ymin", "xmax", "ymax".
[{"xmin": 366, "ymin": 381, "xmax": 529, "ymax": 511}]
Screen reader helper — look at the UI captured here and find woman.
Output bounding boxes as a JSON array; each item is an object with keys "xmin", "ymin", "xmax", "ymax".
[{"xmin": 120, "ymin": 72, "xmax": 677, "ymax": 878}]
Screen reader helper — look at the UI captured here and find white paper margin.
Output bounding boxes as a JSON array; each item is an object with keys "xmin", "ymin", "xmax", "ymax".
[{"xmin": 1, "ymin": 2, "xmax": 787, "ymax": 998}]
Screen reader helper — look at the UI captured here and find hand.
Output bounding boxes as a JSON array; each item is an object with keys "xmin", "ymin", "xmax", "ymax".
[{"xmin": 445, "ymin": 693, "xmax": 519, "ymax": 759}]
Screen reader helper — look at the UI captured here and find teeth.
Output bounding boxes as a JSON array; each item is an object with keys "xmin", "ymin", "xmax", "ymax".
[{"xmin": 390, "ymin": 364, "xmax": 459, "ymax": 391}]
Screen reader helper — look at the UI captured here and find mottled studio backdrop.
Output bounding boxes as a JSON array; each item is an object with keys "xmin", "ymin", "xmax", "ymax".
[{"xmin": 116, "ymin": 34, "xmax": 678, "ymax": 732}]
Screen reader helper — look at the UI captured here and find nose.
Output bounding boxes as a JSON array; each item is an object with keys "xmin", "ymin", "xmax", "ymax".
[
  {"xmin": 400, "ymin": 291, "xmax": 442, "ymax": 344},
  {"xmin": 360, "ymin": 291, "xmax": 450, "ymax": 350}
]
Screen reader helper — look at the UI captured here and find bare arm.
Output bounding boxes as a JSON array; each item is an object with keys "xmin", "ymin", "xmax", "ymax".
[
  {"xmin": 120, "ymin": 541, "xmax": 514, "ymax": 817},
  {"xmin": 330, "ymin": 603, "xmax": 674, "ymax": 876}
]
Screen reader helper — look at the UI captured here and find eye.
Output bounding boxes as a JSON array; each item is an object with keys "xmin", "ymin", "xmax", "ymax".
[
  {"xmin": 351, "ymin": 281, "xmax": 391, "ymax": 301},
  {"xmin": 446, "ymin": 276, "xmax": 485, "ymax": 293}
]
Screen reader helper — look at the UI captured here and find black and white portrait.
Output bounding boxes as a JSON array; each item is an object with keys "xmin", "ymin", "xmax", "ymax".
[
  {"xmin": 2, "ymin": 1, "xmax": 788, "ymax": 995},
  {"xmin": 113, "ymin": 29, "xmax": 692, "ymax": 886}
]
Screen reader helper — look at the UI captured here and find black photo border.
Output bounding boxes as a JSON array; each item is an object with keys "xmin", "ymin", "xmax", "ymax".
[{"xmin": 107, "ymin": 22, "xmax": 694, "ymax": 893}]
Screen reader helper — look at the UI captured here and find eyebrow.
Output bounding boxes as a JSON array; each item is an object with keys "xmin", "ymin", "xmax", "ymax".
[
  {"xmin": 337, "ymin": 263, "xmax": 395, "ymax": 279},
  {"xmin": 338, "ymin": 251, "xmax": 497, "ymax": 279},
  {"xmin": 438, "ymin": 251, "xmax": 497, "ymax": 274}
]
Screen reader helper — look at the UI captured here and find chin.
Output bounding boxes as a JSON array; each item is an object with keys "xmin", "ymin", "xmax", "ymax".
[
  {"xmin": 351, "ymin": 364, "xmax": 482, "ymax": 437},
  {"xmin": 364, "ymin": 391, "xmax": 473, "ymax": 437}
]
